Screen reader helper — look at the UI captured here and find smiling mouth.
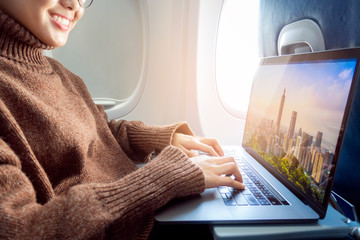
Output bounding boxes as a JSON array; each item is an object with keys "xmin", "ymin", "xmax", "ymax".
[{"xmin": 51, "ymin": 14, "xmax": 72, "ymax": 30}]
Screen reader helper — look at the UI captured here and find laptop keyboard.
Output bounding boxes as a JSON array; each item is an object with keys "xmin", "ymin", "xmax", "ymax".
[{"xmin": 218, "ymin": 149, "xmax": 289, "ymax": 207}]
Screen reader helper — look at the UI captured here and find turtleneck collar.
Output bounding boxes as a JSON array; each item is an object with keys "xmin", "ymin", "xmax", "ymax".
[{"xmin": 0, "ymin": 11, "xmax": 54, "ymax": 73}]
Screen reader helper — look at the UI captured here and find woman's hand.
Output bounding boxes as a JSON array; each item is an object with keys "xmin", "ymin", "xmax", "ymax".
[
  {"xmin": 191, "ymin": 155, "xmax": 245, "ymax": 189},
  {"xmin": 171, "ymin": 133, "xmax": 224, "ymax": 157},
  {"xmin": 171, "ymin": 133, "xmax": 244, "ymax": 189}
]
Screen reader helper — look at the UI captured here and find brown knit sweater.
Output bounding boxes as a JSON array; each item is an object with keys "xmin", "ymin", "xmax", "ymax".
[{"xmin": 0, "ymin": 12, "xmax": 205, "ymax": 240}]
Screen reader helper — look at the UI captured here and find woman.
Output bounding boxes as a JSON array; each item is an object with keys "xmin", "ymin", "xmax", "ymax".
[{"xmin": 0, "ymin": 0, "xmax": 244, "ymax": 239}]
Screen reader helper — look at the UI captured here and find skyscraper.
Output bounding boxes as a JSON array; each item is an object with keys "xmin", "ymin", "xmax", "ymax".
[
  {"xmin": 297, "ymin": 128, "xmax": 302, "ymax": 138},
  {"xmin": 312, "ymin": 152, "xmax": 324, "ymax": 184},
  {"xmin": 294, "ymin": 135, "xmax": 302, "ymax": 159},
  {"xmin": 314, "ymin": 131, "xmax": 323, "ymax": 148},
  {"xmin": 275, "ymin": 88, "xmax": 286, "ymax": 136},
  {"xmin": 301, "ymin": 132, "xmax": 313, "ymax": 147},
  {"xmin": 288, "ymin": 111, "xmax": 297, "ymax": 139}
]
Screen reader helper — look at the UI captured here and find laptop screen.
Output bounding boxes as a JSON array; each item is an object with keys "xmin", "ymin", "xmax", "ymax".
[{"xmin": 243, "ymin": 50, "xmax": 358, "ymax": 213}]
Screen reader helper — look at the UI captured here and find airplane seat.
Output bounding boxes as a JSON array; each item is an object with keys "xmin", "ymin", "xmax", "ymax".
[{"xmin": 259, "ymin": 0, "xmax": 360, "ymax": 219}]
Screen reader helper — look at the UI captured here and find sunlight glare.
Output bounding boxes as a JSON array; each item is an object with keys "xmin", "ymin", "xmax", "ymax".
[{"xmin": 216, "ymin": 0, "xmax": 259, "ymax": 118}]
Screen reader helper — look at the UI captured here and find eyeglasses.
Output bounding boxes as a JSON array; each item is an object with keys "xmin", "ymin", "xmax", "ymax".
[{"xmin": 78, "ymin": 0, "xmax": 93, "ymax": 8}]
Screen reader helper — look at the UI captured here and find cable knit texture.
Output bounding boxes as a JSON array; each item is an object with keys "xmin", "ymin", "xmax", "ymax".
[{"xmin": 0, "ymin": 12, "xmax": 205, "ymax": 240}]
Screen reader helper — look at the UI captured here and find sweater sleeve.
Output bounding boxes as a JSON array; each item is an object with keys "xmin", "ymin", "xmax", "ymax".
[
  {"xmin": 95, "ymin": 104, "xmax": 194, "ymax": 163},
  {"xmin": 0, "ymin": 139, "xmax": 205, "ymax": 239},
  {"xmin": 93, "ymin": 145, "xmax": 205, "ymax": 237},
  {"xmin": 107, "ymin": 118, "xmax": 194, "ymax": 163}
]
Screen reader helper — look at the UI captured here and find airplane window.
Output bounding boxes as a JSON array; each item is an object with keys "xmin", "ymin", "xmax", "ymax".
[
  {"xmin": 51, "ymin": 0, "xmax": 146, "ymax": 105},
  {"xmin": 216, "ymin": 0, "xmax": 259, "ymax": 119}
]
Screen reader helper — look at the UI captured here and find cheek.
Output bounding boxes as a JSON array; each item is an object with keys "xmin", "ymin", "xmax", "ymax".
[
  {"xmin": 21, "ymin": 13, "xmax": 49, "ymax": 42},
  {"xmin": 75, "ymin": 9, "xmax": 85, "ymax": 23},
  {"xmin": 68, "ymin": 10, "xmax": 84, "ymax": 33}
]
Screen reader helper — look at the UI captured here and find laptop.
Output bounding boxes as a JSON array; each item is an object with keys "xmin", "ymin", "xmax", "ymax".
[{"xmin": 155, "ymin": 48, "xmax": 360, "ymax": 223}]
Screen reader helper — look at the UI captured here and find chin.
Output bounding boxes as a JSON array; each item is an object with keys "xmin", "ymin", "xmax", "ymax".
[
  {"xmin": 44, "ymin": 38, "xmax": 68, "ymax": 48},
  {"xmin": 38, "ymin": 32, "xmax": 69, "ymax": 48},
  {"xmin": 53, "ymin": 41, "xmax": 67, "ymax": 48}
]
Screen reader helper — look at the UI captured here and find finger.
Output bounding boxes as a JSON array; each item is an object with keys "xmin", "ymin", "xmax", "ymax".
[
  {"xmin": 191, "ymin": 141, "xmax": 219, "ymax": 157},
  {"xmin": 179, "ymin": 146, "xmax": 198, "ymax": 158},
  {"xmin": 218, "ymin": 176, "xmax": 245, "ymax": 189},
  {"xmin": 212, "ymin": 156, "xmax": 236, "ymax": 165},
  {"xmin": 215, "ymin": 162, "xmax": 243, "ymax": 183},
  {"xmin": 199, "ymin": 138, "xmax": 224, "ymax": 156},
  {"xmin": 188, "ymin": 151, "xmax": 198, "ymax": 158}
]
